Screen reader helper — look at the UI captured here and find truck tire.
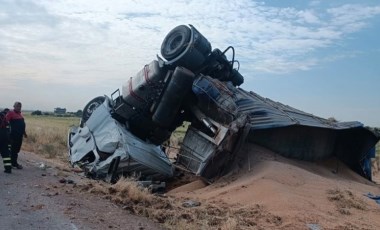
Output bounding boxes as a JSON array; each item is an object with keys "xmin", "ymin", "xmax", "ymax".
[
  {"xmin": 80, "ymin": 96, "xmax": 105, "ymax": 126},
  {"xmin": 161, "ymin": 25, "xmax": 191, "ymax": 61}
]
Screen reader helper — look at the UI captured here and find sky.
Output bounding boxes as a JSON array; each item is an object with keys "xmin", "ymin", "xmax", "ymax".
[{"xmin": 0, "ymin": 0, "xmax": 379, "ymax": 127}]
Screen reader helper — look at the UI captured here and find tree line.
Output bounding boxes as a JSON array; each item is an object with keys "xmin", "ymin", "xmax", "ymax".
[{"xmin": 31, "ymin": 110, "xmax": 83, "ymax": 117}]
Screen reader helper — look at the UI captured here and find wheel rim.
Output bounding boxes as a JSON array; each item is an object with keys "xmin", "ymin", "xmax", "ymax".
[{"xmin": 161, "ymin": 25, "xmax": 191, "ymax": 60}]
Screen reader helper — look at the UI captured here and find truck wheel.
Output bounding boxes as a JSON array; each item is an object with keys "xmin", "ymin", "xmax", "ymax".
[
  {"xmin": 161, "ymin": 25, "xmax": 191, "ymax": 61},
  {"xmin": 80, "ymin": 96, "xmax": 105, "ymax": 126}
]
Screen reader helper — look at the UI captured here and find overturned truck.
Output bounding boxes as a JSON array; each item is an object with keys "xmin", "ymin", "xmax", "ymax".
[{"xmin": 68, "ymin": 25, "xmax": 379, "ymax": 184}]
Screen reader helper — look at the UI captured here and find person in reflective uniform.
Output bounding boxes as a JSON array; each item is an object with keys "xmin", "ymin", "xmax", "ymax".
[
  {"xmin": 0, "ymin": 108, "xmax": 12, "ymax": 173},
  {"xmin": 6, "ymin": 102, "xmax": 27, "ymax": 169}
]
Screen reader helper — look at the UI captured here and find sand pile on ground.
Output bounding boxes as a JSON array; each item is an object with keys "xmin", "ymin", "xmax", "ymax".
[{"xmin": 168, "ymin": 143, "xmax": 380, "ymax": 229}]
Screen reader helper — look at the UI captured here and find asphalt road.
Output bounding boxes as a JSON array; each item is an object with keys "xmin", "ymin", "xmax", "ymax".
[{"xmin": 0, "ymin": 151, "xmax": 163, "ymax": 230}]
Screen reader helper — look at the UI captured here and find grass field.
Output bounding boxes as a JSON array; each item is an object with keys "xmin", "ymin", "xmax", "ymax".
[{"xmin": 23, "ymin": 114, "xmax": 80, "ymax": 160}]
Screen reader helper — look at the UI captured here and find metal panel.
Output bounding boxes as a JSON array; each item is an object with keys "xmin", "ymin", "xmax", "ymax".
[
  {"xmin": 177, "ymin": 127, "xmax": 220, "ymax": 176},
  {"xmin": 236, "ymin": 89, "xmax": 365, "ymax": 130}
]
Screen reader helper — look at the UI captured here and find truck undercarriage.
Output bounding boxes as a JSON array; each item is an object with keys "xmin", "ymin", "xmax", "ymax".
[{"xmin": 68, "ymin": 24, "xmax": 379, "ymax": 185}]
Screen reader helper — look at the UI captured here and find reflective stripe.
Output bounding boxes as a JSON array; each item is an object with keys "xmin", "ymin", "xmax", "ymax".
[
  {"xmin": 3, "ymin": 157, "xmax": 11, "ymax": 160},
  {"xmin": 4, "ymin": 163, "xmax": 12, "ymax": 166}
]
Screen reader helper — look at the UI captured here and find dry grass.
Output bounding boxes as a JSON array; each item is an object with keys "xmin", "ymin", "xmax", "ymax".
[
  {"xmin": 110, "ymin": 177, "xmax": 153, "ymax": 204},
  {"xmin": 75, "ymin": 177, "xmax": 281, "ymax": 230},
  {"xmin": 22, "ymin": 114, "xmax": 79, "ymax": 160},
  {"xmin": 327, "ymin": 188, "xmax": 368, "ymax": 215},
  {"xmin": 221, "ymin": 217, "xmax": 238, "ymax": 230}
]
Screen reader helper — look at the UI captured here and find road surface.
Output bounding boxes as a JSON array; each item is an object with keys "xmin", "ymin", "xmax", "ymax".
[{"xmin": 0, "ymin": 151, "xmax": 162, "ymax": 230}]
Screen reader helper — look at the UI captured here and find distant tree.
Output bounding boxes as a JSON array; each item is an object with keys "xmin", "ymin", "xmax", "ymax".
[
  {"xmin": 31, "ymin": 110, "xmax": 42, "ymax": 115},
  {"xmin": 75, "ymin": 110, "xmax": 83, "ymax": 117}
]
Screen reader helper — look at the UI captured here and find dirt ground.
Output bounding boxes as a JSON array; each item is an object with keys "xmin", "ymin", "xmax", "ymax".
[
  {"xmin": 1, "ymin": 143, "xmax": 380, "ymax": 230},
  {"xmin": 0, "ymin": 151, "xmax": 162, "ymax": 230},
  {"xmin": 169, "ymin": 143, "xmax": 380, "ymax": 229}
]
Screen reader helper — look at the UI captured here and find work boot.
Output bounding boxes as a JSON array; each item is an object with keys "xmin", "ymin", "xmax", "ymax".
[
  {"xmin": 12, "ymin": 164, "xmax": 23, "ymax": 169},
  {"xmin": 4, "ymin": 169, "xmax": 12, "ymax": 173}
]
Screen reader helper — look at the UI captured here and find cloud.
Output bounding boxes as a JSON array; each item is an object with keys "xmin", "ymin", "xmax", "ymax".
[
  {"xmin": 0, "ymin": 0, "xmax": 379, "ymax": 103},
  {"xmin": 0, "ymin": 0, "xmax": 59, "ymax": 26},
  {"xmin": 326, "ymin": 4, "xmax": 380, "ymax": 33}
]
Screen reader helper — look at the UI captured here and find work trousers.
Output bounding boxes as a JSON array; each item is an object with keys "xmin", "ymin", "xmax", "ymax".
[
  {"xmin": 0, "ymin": 136, "xmax": 12, "ymax": 171},
  {"xmin": 10, "ymin": 136, "xmax": 23, "ymax": 166}
]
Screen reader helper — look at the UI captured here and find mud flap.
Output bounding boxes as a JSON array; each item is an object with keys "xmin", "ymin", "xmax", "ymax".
[
  {"xmin": 201, "ymin": 123, "xmax": 251, "ymax": 182},
  {"xmin": 231, "ymin": 124, "xmax": 251, "ymax": 158},
  {"xmin": 218, "ymin": 124, "xmax": 251, "ymax": 177},
  {"xmin": 105, "ymin": 156, "xmax": 121, "ymax": 184}
]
